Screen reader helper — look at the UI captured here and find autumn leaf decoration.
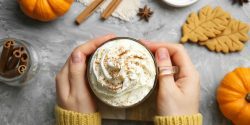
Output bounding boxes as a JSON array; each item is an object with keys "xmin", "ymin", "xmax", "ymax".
[
  {"xmin": 200, "ymin": 19, "xmax": 249, "ymax": 53},
  {"xmin": 181, "ymin": 5, "xmax": 250, "ymax": 54},
  {"xmin": 181, "ymin": 6, "xmax": 231, "ymax": 43}
]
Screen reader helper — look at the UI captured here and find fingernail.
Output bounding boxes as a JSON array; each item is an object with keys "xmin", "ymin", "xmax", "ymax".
[
  {"xmin": 72, "ymin": 51, "xmax": 82, "ymax": 63},
  {"xmin": 157, "ymin": 48, "xmax": 169, "ymax": 61}
]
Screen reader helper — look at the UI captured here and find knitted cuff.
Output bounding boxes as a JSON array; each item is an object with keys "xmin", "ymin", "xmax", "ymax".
[
  {"xmin": 154, "ymin": 113, "xmax": 203, "ymax": 125},
  {"xmin": 55, "ymin": 105, "xmax": 101, "ymax": 125}
]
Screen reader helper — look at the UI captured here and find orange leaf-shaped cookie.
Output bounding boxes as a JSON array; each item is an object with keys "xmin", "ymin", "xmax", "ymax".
[
  {"xmin": 181, "ymin": 6, "xmax": 231, "ymax": 43},
  {"xmin": 200, "ymin": 19, "xmax": 249, "ymax": 53}
]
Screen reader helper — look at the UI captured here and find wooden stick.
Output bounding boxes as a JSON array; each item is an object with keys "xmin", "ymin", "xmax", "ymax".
[
  {"xmin": 101, "ymin": 0, "xmax": 121, "ymax": 20},
  {"xmin": 2, "ymin": 65, "xmax": 27, "ymax": 78},
  {"xmin": 7, "ymin": 50, "xmax": 22, "ymax": 70},
  {"xmin": 0, "ymin": 39, "xmax": 15, "ymax": 73},
  {"xmin": 75, "ymin": 0, "xmax": 104, "ymax": 25}
]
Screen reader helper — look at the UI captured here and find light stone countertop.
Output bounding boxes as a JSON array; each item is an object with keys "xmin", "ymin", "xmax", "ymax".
[{"xmin": 0, "ymin": 0, "xmax": 250, "ymax": 125}]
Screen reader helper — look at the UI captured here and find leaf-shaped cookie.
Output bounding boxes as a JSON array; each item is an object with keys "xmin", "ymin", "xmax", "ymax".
[
  {"xmin": 200, "ymin": 19, "xmax": 249, "ymax": 53},
  {"xmin": 181, "ymin": 6, "xmax": 231, "ymax": 43}
]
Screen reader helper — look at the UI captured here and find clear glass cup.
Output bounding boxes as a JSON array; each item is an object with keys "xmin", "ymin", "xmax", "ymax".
[
  {"xmin": 0, "ymin": 38, "xmax": 40, "ymax": 86},
  {"xmin": 87, "ymin": 37, "xmax": 158, "ymax": 108}
]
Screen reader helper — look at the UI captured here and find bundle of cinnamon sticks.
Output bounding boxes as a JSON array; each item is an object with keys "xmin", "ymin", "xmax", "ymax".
[{"xmin": 0, "ymin": 39, "xmax": 29, "ymax": 78}]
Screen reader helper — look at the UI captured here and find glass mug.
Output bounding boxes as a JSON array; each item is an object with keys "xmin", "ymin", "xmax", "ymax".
[
  {"xmin": 87, "ymin": 37, "xmax": 158, "ymax": 108},
  {"xmin": 0, "ymin": 38, "xmax": 40, "ymax": 86}
]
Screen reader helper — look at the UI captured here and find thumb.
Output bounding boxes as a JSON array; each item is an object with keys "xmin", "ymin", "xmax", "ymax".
[
  {"xmin": 69, "ymin": 50, "xmax": 87, "ymax": 95},
  {"xmin": 155, "ymin": 48, "xmax": 176, "ymax": 91}
]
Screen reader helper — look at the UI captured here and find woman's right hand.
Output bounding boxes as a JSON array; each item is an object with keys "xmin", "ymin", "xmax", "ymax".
[
  {"xmin": 55, "ymin": 34, "xmax": 115, "ymax": 113},
  {"xmin": 143, "ymin": 41, "xmax": 200, "ymax": 116}
]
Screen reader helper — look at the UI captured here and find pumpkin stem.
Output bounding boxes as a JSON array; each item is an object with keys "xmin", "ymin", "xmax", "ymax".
[{"xmin": 246, "ymin": 93, "xmax": 250, "ymax": 103}]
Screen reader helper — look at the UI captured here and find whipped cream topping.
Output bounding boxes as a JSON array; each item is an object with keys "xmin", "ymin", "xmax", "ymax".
[{"xmin": 89, "ymin": 38, "xmax": 156, "ymax": 107}]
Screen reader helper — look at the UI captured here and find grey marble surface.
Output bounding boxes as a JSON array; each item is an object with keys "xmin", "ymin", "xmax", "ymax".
[{"xmin": 0, "ymin": 0, "xmax": 250, "ymax": 125}]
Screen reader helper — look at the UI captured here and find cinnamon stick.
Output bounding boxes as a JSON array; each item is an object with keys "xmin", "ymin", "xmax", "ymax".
[
  {"xmin": 0, "ymin": 39, "xmax": 15, "ymax": 73},
  {"xmin": 19, "ymin": 52, "xmax": 29, "ymax": 66},
  {"xmin": 101, "ymin": 0, "xmax": 121, "ymax": 20},
  {"xmin": 7, "ymin": 50, "xmax": 22, "ymax": 70},
  {"xmin": 75, "ymin": 0, "xmax": 104, "ymax": 25},
  {"xmin": 12, "ymin": 46, "xmax": 25, "ymax": 53},
  {"xmin": 10, "ymin": 46, "xmax": 26, "ymax": 60},
  {"xmin": 2, "ymin": 65, "xmax": 27, "ymax": 78}
]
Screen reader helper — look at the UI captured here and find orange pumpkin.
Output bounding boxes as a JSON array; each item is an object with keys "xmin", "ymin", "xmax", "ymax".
[
  {"xmin": 18, "ymin": 0, "xmax": 74, "ymax": 22},
  {"xmin": 217, "ymin": 67, "xmax": 250, "ymax": 125}
]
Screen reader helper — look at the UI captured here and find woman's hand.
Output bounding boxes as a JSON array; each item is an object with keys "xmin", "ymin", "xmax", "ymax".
[
  {"xmin": 55, "ymin": 34, "xmax": 116, "ymax": 113},
  {"xmin": 143, "ymin": 41, "xmax": 200, "ymax": 116}
]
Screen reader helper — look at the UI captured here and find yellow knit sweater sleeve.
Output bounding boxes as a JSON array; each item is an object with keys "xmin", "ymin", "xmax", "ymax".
[
  {"xmin": 154, "ymin": 113, "xmax": 202, "ymax": 125},
  {"xmin": 55, "ymin": 105, "xmax": 101, "ymax": 125}
]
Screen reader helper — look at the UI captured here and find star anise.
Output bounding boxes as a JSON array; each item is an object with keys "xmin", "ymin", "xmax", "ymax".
[
  {"xmin": 137, "ymin": 5, "xmax": 154, "ymax": 22},
  {"xmin": 232, "ymin": 0, "xmax": 249, "ymax": 6}
]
